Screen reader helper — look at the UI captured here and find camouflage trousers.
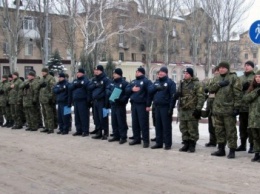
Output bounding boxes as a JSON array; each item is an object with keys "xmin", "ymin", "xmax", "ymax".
[
  {"xmin": 41, "ymin": 103, "xmax": 55, "ymax": 130},
  {"xmin": 24, "ymin": 107, "xmax": 38, "ymax": 130},
  {"xmin": 213, "ymin": 114, "xmax": 237, "ymax": 149},
  {"xmin": 251, "ymin": 128, "xmax": 260, "ymax": 153},
  {"xmin": 239, "ymin": 112, "xmax": 253, "ymax": 144},
  {"xmin": 10, "ymin": 104, "xmax": 23, "ymax": 127},
  {"xmin": 5, "ymin": 105, "xmax": 12, "ymax": 121},
  {"xmin": 179, "ymin": 120, "xmax": 199, "ymax": 142},
  {"xmin": 36, "ymin": 103, "xmax": 43, "ymax": 126},
  {"xmin": 0, "ymin": 106, "xmax": 5, "ymax": 123}
]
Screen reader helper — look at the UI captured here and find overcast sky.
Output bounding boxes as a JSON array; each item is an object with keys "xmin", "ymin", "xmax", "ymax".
[{"xmin": 243, "ymin": 0, "xmax": 260, "ymax": 30}]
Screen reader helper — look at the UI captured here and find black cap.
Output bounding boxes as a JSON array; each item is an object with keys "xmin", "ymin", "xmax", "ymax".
[
  {"xmin": 113, "ymin": 68, "xmax": 123, "ymax": 77},
  {"xmin": 159, "ymin": 66, "xmax": 168, "ymax": 74},
  {"xmin": 184, "ymin": 67, "xmax": 194, "ymax": 77},
  {"xmin": 245, "ymin": 60, "xmax": 254, "ymax": 68},
  {"xmin": 137, "ymin": 67, "xmax": 145, "ymax": 75},
  {"xmin": 59, "ymin": 73, "xmax": 65, "ymax": 78},
  {"xmin": 78, "ymin": 68, "xmax": 85, "ymax": 74},
  {"xmin": 95, "ymin": 65, "xmax": 104, "ymax": 72}
]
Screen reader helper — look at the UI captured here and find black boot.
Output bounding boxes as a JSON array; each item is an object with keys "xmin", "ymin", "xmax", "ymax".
[
  {"xmin": 41, "ymin": 128, "xmax": 49, "ymax": 133},
  {"xmin": 227, "ymin": 148, "xmax": 235, "ymax": 159},
  {"xmin": 89, "ymin": 128, "xmax": 98, "ymax": 134},
  {"xmin": 179, "ymin": 140, "xmax": 189, "ymax": 152},
  {"xmin": 236, "ymin": 138, "xmax": 246, "ymax": 151},
  {"xmin": 251, "ymin": 153, "xmax": 260, "ymax": 162},
  {"xmin": 7, "ymin": 120, "xmax": 14, "ymax": 128},
  {"xmin": 101, "ymin": 130, "xmax": 108, "ymax": 140},
  {"xmin": 211, "ymin": 143, "xmax": 226, "ymax": 156},
  {"xmin": 205, "ymin": 142, "xmax": 216, "ymax": 147},
  {"xmin": 108, "ymin": 136, "xmax": 120, "ymax": 142},
  {"xmin": 92, "ymin": 130, "xmax": 102, "ymax": 139},
  {"xmin": 248, "ymin": 143, "xmax": 254, "ymax": 154},
  {"xmin": 188, "ymin": 140, "xmax": 196, "ymax": 153}
]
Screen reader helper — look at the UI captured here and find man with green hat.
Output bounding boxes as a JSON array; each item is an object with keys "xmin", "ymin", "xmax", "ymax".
[
  {"xmin": 39, "ymin": 67, "xmax": 56, "ymax": 134},
  {"xmin": 209, "ymin": 61, "xmax": 242, "ymax": 159},
  {"xmin": 21, "ymin": 71, "xmax": 39, "ymax": 131}
]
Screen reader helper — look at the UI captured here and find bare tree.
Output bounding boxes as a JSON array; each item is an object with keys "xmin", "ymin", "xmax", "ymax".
[
  {"xmin": 202, "ymin": 0, "xmax": 254, "ymax": 66},
  {"xmin": 0, "ymin": 0, "xmax": 31, "ymax": 71}
]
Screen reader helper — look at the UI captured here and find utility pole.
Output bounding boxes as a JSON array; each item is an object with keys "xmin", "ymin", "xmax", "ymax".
[{"xmin": 43, "ymin": 0, "xmax": 49, "ymax": 66}]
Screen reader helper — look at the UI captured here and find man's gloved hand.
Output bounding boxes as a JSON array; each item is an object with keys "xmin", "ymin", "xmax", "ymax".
[
  {"xmin": 48, "ymin": 99, "xmax": 53, "ymax": 105},
  {"xmin": 155, "ymin": 84, "xmax": 165, "ymax": 91},
  {"xmin": 67, "ymin": 103, "xmax": 72, "ymax": 108},
  {"xmin": 95, "ymin": 82, "xmax": 103, "ymax": 88},
  {"xmin": 6, "ymin": 102, "xmax": 10, "ymax": 107},
  {"xmin": 24, "ymin": 83, "xmax": 30, "ymax": 89},
  {"xmin": 257, "ymin": 89, "xmax": 260, "ymax": 95},
  {"xmin": 59, "ymin": 87, "xmax": 66, "ymax": 92},
  {"xmin": 40, "ymin": 82, "xmax": 47, "ymax": 88},
  {"xmin": 232, "ymin": 109, "xmax": 239, "ymax": 117},
  {"xmin": 174, "ymin": 92, "xmax": 181, "ymax": 100},
  {"xmin": 218, "ymin": 80, "xmax": 230, "ymax": 87},
  {"xmin": 0, "ymin": 90, "xmax": 4, "ymax": 95},
  {"xmin": 204, "ymin": 88, "xmax": 209, "ymax": 93},
  {"xmin": 75, "ymin": 82, "xmax": 82, "ymax": 88},
  {"xmin": 192, "ymin": 109, "xmax": 201, "ymax": 119},
  {"xmin": 242, "ymin": 82, "xmax": 250, "ymax": 91}
]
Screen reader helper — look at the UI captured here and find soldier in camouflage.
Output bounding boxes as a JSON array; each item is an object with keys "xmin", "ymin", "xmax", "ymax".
[
  {"xmin": 0, "ymin": 75, "xmax": 10, "ymax": 127},
  {"xmin": 209, "ymin": 61, "xmax": 242, "ymax": 159},
  {"xmin": 39, "ymin": 68, "xmax": 56, "ymax": 134},
  {"xmin": 237, "ymin": 61, "xmax": 255, "ymax": 153},
  {"xmin": 8, "ymin": 72, "xmax": 23, "ymax": 129},
  {"xmin": 175, "ymin": 67, "xmax": 205, "ymax": 153},
  {"xmin": 20, "ymin": 71, "xmax": 39, "ymax": 131},
  {"xmin": 242, "ymin": 70, "xmax": 260, "ymax": 162}
]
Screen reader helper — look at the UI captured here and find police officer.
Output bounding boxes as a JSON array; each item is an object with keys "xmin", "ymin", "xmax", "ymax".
[
  {"xmin": 126, "ymin": 67, "xmax": 152, "ymax": 148},
  {"xmin": 53, "ymin": 73, "xmax": 71, "ymax": 135},
  {"xmin": 21, "ymin": 71, "xmax": 39, "ymax": 131},
  {"xmin": 237, "ymin": 61, "xmax": 255, "ymax": 153},
  {"xmin": 107, "ymin": 68, "xmax": 129, "ymax": 144},
  {"xmin": 209, "ymin": 61, "xmax": 242, "ymax": 159},
  {"xmin": 39, "ymin": 68, "xmax": 56, "ymax": 134},
  {"xmin": 8, "ymin": 72, "xmax": 23, "ymax": 129},
  {"xmin": 148, "ymin": 66, "xmax": 176, "ymax": 150},
  {"xmin": 70, "ymin": 68, "xmax": 90, "ymax": 137},
  {"xmin": 90, "ymin": 65, "xmax": 111, "ymax": 140}
]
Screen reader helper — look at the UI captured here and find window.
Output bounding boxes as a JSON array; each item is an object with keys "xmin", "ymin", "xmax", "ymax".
[
  {"xmin": 24, "ymin": 66, "xmax": 33, "ymax": 78},
  {"xmin": 245, "ymin": 53, "xmax": 248, "ymax": 59},
  {"xmin": 25, "ymin": 42, "xmax": 33, "ymax": 56},
  {"xmin": 119, "ymin": 34, "xmax": 124, "ymax": 44},
  {"xmin": 142, "ymin": 54, "xmax": 146, "ymax": 62},
  {"xmin": 3, "ymin": 66, "xmax": 10, "ymax": 75},
  {"xmin": 119, "ymin": 52, "xmax": 124, "ymax": 61},
  {"xmin": 131, "ymin": 53, "xmax": 136, "ymax": 61},
  {"xmin": 172, "ymin": 70, "xmax": 177, "ymax": 82},
  {"xmin": 3, "ymin": 42, "xmax": 9, "ymax": 54},
  {"xmin": 253, "ymin": 53, "xmax": 257, "ymax": 59},
  {"xmin": 23, "ymin": 17, "xmax": 36, "ymax": 30}
]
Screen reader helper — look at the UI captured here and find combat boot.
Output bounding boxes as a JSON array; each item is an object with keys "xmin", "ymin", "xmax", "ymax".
[
  {"xmin": 7, "ymin": 120, "xmax": 14, "ymax": 128},
  {"xmin": 89, "ymin": 128, "xmax": 98, "ymax": 134},
  {"xmin": 236, "ymin": 139, "xmax": 246, "ymax": 151},
  {"xmin": 211, "ymin": 144, "xmax": 226, "ymax": 156},
  {"xmin": 129, "ymin": 140, "xmax": 141, "ymax": 145},
  {"xmin": 108, "ymin": 136, "xmax": 120, "ymax": 142},
  {"xmin": 248, "ymin": 143, "xmax": 254, "ymax": 154},
  {"xmin": 227, "ymin": 148, "xmax": 236, "ymax": 159},
  {"xmin": 251, "ymin": 153, "xmax": 260, "ymax": 162},
  {"xmin": 188, "ymin": 140, "xmax": 196, "ymax": 153},
  {"xmin": 41, "ymin": 128, "xmax": 49, "ymax": 133},
  {"xmin": 47, "ymin": 129, "xmax": 54, "ymax": 134},
  {"xmin": 179, "ymin": 140, "xmax": 189, "ymax": 152},
  {"xmin": 101, "ymin": 130, "xmax": 108, "ymax": 140},
  {"xmin": 92, "ymin": 130, "xmax": 102, "ymax": 139}
]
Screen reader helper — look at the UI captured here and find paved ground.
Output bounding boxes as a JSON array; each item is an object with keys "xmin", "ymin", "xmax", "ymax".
[{"xmin": 0, "ymin": 112, "xmax": 259, "ymax": 194}]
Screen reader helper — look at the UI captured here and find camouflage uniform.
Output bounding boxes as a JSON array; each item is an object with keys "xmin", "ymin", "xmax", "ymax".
[
  {"xmin": 243, "ymin": 87, "xmax": 260, "ymax": 152},
  {"xmin": 238, "ymin": 71, "xmax": 255, "ymax": 151},
  {"xmin": 0, "ymin": 77, "xmax": 10, "ymax": 126},
  {"xmin": 8, "ymin": 76, "xmax": 23, "ymax": 128},
  {"xmin": 178, "ymin": 77, "xmax": 204, "ymax": 144},
  {"xmin": 39, "ymin": 72, "xmax": 56, "ymax": 132},
  {"xmin": 21, "ymin": 77, "xmax": 39, "ymax": 130},
  {"xmin": 35, "ymin": 76, "xmax": 43, "ymax": 128},
  {"xmin": 209, "ymin": 64, "xmax": 242, "ymax": 158}
]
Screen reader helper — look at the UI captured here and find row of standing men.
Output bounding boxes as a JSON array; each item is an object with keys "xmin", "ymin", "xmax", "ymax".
[{"xmin": 1, "ymin": 61, "xmax": 260, "ymax": 162}]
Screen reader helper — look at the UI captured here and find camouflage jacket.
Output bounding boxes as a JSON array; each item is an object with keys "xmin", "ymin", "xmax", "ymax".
[
  {"xmin": 21, "ymin": 79, "xmax": 40, "ymax": 107},
  {"xmin": 39, "ymin": 74, "xmax": 56, "ymax": 104},
  {"xmin": 0, "ymin": 80, "xmax": 10, "ymax": 106},
  {"xmin": 8, "ymin": 78, "xmax": 23, "ymax": 104},
  {"xmin": 208, "ymin": 72, "xmax": 242, "ymax": 115},
  {"xmin": 242, "ymin": 87, "xmax": 260, "ymax": 128},
  {"xmin": 177, "ymin": 77, "xmax": 205, "ymax": 120},
  {"xmin": 240, "ymin": 71, "xmax": 255, "ymax": 112}
]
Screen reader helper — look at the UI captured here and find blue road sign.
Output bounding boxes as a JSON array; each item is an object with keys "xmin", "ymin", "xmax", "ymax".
[{"xmin": 249, "ymin": 20, "xmax": 260, "ymax": 44}]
